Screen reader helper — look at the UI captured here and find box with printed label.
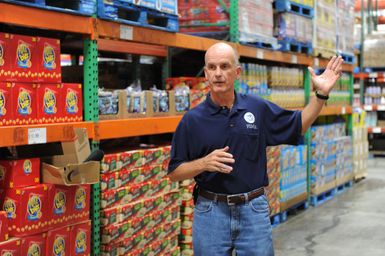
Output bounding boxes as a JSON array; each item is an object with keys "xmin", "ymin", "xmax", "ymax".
[
  {"xmin": 36, "ymin": 83, "xmax": 63, "ymax": 123},
  {"xmin": 36, "ymin": 37, "xmax": 61, "ymax": 83},
  {"xmin": 0, "ymin": 158, "xmax": 40, "ymax": 188},
  {"xmin": 0, "ymin": 238, "xmax": 20, "ymax": 255},
  {"xmin": 62, "ymin": 83, "xmax": 83, "ymax": 122},
  {"xmin": 11, "ymin": 83, "xmax": 36, "ymax": 125},
  {"xmin": 0, "ymin": 82, "xmax": 13, "ymax": 126},
  {"xmin": 158, "ymin": 0, "xmax": 178, "ymax": 15},
  {"xmin": 47, "ymin": 184, "xmax": 72, "ymax": 228},
  {"xmin": 9, "ymin": 34, "xmax": 38, "ymax": 82},
  {"xmin": 0, "ymin": 33, "xmax": 11, "ymax": 82},
  {"xmin": 69, "ymin": 185, "xmax": 90, "ymax": 224},
  {"xmin": 3, "ymin": 184, "xmax": 49, "ymax": 236},
  {"xmin": 21, "ymin": 233, "xmax": 46, "ymax": 256},
  {"xmin": 70, "ymin": 221, "xmax": 91, "ymax": 256},
  {"xmin": 12, "ymin": 83, "xmax": 37, "ymax": 125},
  {"xmin": 118, "ymin": 150, "xmax": 144, "ymax": 170},
  {"xmin": 0, "ymin": 211, "xmax": 8, "ymax": 242},
  {"xmin": 46, "ymin": 226, "xmax": 70, "ymax": 256}
]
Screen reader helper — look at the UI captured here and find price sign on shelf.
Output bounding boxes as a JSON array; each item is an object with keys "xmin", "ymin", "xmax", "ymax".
[
  {"xmin": 378, "ymin": 105, "xmax": 385, "ymax": 111},
  {"xmin": 256, "ymin": 50, "xmax": 264, "ymax": 59},
  {"xmin": 364, "ymin": 105, "xmax": 373, "ymax": 111},
  {"xmin": 291, "ymin": 55, "xmax": 298, "ymax": 64},
  {"xmin": 120, "ymin": 25, "xmax": 133, "ymax": 40},
  {"xmin": 341, "ymin": 106, "xmax": 346, "ymax": 114},
  {"xmin": 313, "ymin": 58, "xmax": 319, "ymax": 67},
  {"xmin": 369, "ymin": 73, "xmax": 378, "ymax": 78},
  {"xmin": 28, "ymin": 128, "xmax": 47, "ymax": 145},
  {"xmin": 372, "ymin": 127, "xmax": 382, "ymax": 133}
]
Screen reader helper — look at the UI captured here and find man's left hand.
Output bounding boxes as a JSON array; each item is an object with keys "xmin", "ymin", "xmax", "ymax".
[{"xmin": 308, "ymin": 56, "xmax": 344, "ymax": 96}]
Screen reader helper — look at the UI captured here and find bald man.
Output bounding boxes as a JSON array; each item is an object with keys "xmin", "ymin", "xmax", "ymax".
[{"xmin": 168, "ymin": 42, "xmax": 343, "ymax": 256}]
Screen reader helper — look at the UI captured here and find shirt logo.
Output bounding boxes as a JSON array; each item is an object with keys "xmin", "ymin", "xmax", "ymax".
[{"xmin": 244, "ymin": 112, "xmax": 255, "ymax": 124}]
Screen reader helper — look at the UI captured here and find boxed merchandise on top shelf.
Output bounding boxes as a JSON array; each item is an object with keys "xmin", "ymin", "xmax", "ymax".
[
  {"xmin": 313, "ymin": 0, "xmax": 337, "ymax": 58},
  {"xmin": 336, "ymin": 0, "xmax": 355, "ymax": 64}
]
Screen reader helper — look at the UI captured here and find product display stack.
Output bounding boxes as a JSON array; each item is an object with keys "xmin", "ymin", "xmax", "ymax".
[
  {"xmin": 0, "ymin": 157, "xmax": 92, "ymax": 255},
  {"xmin": 310, "ymin": 123, "xmax": 346, "ymax": 201},
  {"xmin": 327, "ymin": 73, "xmax": 351, "ymax": 106},
  {"xmin": 0, "ymin": 33, "xmax": 83, "ymax": 127},
  {"xmin": 279, "ymin": 145, "xmax": 308, "ymax": 212},
  {"xmin": 100, "ymin": 145, "xmax": 181, "ymax": 255},
  {"xmin": 352, "ymin": 112, "xmax": 369, "ymax": 180},
  {"xmin": 179, "ymin": 179, "xmax": 195, "ymax": 256},
  {"xmin": 336, "ymin": 0, "xmax": 355, "ymax": 61},
  {"xmin": 313, "ymin": 0, "xmax": 337, "ymax": 58},
  {"xmin": 334, "ymin": 136, "xmax": 354, "ymax": 188},
  {"xmin": 266, "ymin": 146, "xmax": 281, "ymax": 217}
]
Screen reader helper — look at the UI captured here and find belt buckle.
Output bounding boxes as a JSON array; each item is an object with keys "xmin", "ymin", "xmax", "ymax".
[{"xmin": 226, "ymin": 195, "xmax": 237, "ymax": 206}]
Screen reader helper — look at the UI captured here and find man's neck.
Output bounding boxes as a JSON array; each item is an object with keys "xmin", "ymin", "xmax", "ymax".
[{"xmin": 210, "ymin": 92, "xmax": 235, "ymax": 109}]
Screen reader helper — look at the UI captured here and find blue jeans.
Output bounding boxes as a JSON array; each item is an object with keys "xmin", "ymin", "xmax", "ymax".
[{"xmin": 193, "ymin": 194, "xmax": 274, "ymax": 256}]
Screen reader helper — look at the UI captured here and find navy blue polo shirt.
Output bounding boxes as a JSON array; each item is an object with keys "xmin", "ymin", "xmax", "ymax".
[{"xmin": 168, "ymin": 92, "xmax": 302, "ymax": 194}]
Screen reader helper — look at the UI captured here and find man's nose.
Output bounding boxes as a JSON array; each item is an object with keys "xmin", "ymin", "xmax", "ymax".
[{"xmin": 214, "ymin": 67, "xmax": 222, "ymax": 76}]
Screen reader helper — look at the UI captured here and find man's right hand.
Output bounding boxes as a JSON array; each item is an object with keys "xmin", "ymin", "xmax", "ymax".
[{"xmin": 202, "ymin": 146, "xmax": 235, "ymax": 174}]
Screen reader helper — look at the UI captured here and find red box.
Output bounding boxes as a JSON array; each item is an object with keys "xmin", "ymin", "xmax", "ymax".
[
  {"xmin": 0, "ymin": 82, "xmax": 13, "ymax": 126},
  {"xmin": 21, "ymin": 233, "xmax": 46, "ymax": 256},
  {"xmin": 0, "ymin": 238, "xmax": 20, "ymax": 255},
  {"xmin": 46, "ymin": 226, "xmax": 70, "ymax": 256},
  {"xmin": 70, "ymin": 185, "xmax": 90, "ymax": 224},
  {"xmin": 9, "ymin": 34, "xmax": 38, "ymax": 82},
  {"xmin": 12, "ymin": 83, "xmax": 37, "ymax": 125},
  {"xmin": 36, "ymin": 37, "xmax": 61, "ymax": 83},
  {"xmin": 47, "ymin": 185, "xmax": 72, "ymax": 228},
  {"xmin": 62, "ymin": 83, "xmax": 83, "ymax": 122},
  {"xmin": 0, "ymin": 158, "xmax": 40, "ymax": 188},
  {"xmin": 0, "ymin": 33, "xmax": 11, "ymax": 82},
  {"xmin": 70, "ymin": 221, "xmax": 91, "ymax": 256},
  {"xmin": 36, "ymin": 83, "xmax": 63, "ymax": 124},
  {"xmin": 2, "ymin": 184, "xmax": 49, "ymax": 236},
  {"xmin": 0, "ymin": 211, "xmax": 9, "ymax": 242}
]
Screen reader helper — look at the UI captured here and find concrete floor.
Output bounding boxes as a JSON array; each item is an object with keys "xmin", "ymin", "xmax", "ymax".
[{"xmin": 273, "ymin": 158, "xmax": 385, "ymax": 256}]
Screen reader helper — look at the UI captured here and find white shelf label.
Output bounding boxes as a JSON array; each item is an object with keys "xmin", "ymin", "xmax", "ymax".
[
  {"xmin": 378, "ymin": 105, "xmax": 385, "ymax": 111},
  {"xmin": 369, "ymin": 72, "xmax": 378, "ymax": 78},
  {"xmin": 364, "ymin": 105, "xmax": 373, "ymax": 111},
  {"xmin": 314, "ymin": 58, "xmax": 319, "ymax": 66},
  {"xmin": 28, "ymin": 128, "xmax": 47, "ymax": 145},
  {"xmin": 120, "ymin": 25, "xmax": 133, "ymax": 40},
  {"xmin": 291, "ymin": 55, "xmax": 298, "ymax": 64},
  {"xmin": 256, "ymin": 50, "xmax": 264, "ymax": 59},
  {"xmin": 372, "ymin": 127, "xmax": 382, "ymax": 133},
  {"xmin": 341, "ymin": 107, "xmax": 346, "ymax": 114}
]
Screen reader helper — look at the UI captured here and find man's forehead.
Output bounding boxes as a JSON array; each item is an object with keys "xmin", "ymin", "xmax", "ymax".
[{"xmin": 206, "ymin": 58, "xmax": 233, "ymax": 65}]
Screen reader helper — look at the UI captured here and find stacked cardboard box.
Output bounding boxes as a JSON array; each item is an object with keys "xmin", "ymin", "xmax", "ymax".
[
  {"xmin": 179, "ymin": 179, "xmax": 194, "ymax": 256},
  {"xmin": 266, "ymin": 146, "xmax": 281, "ymax": 216},
  {"xmin": 352, "ymin": 112, "xmax": 369, "ymax": 180},
  {"xmin": 100, "ymin": 145, "xmax": 181, "ymax": 255}
]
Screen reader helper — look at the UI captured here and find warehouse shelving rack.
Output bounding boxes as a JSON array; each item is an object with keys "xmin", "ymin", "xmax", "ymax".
[{"xmin": 0, "ymin": 2, "xmax": 355, "ymax": 254}]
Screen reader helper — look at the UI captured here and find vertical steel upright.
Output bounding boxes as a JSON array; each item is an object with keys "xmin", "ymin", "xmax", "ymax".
[
  {"xmin": 83, "ymin": 39, "xmax": 100, "ymax": 256},
  {"xmin": 229, "ymin": 0, "xmax": 239, "ymax": 43},
  {"xmin": 304, "ymin": 68, "xmax": 312, "ymax": 200}
]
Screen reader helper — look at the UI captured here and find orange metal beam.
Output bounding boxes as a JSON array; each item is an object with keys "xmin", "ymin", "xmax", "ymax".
[
  {"xmin": 319, "ymin": 105, "xmax": 352, "ymax": 116},
  {"xmin": 95, "ymin": 116, "xmax": 182, "ymax": 140},
  {"xmin": 0, "ymin": 3, "xmax": 93, "ymax": 35},
  {"xmin": 97, "ymin": 38, "xmax": 168, "ymax": 57},
  {"xmin": 0, "ymin": 122, "xmax": 94, "ymax": 147}
]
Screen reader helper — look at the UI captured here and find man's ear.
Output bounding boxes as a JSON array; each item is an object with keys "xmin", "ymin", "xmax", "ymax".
[{"xmin": 236, "ymin": 65, "xmax": 242, "ymax": 79}]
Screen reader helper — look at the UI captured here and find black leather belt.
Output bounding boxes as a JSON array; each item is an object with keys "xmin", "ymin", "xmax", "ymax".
[{"xmin": 198, "ymin": 187, "xmax": 265, "ymax": 205}]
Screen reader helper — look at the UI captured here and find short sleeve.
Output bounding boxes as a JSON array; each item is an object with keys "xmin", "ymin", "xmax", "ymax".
[
  {"xmin": 168, "ymin": 117, "xmax": 190, "ymax": 174},
  {"xmin": 263, "ymin": 100, "xmax": 303, "ymax": 146}
]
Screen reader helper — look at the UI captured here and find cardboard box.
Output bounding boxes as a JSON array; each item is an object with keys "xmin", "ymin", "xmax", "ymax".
[
  {"xmin": 63, "ymin": 83, "xmax": 83, "ymax": 122},
  {"xmin": 70, "ymin": 221, "xmax": 91, "ymax": 256},
  {"xmin": 47, "ymin": 184, "xmax": 72, "ymax": 228},
  {"xmin": 36, "ymin": 37, "xmax": 61, "ymax": 83},
  {"xmin": 0, "ymin": 158, "xmax": 40, "ymax": 188},
  {"xmin": 0, "ymin": 211, "xmax": 9, "ymax": 242},
  {"xmin": 0, "ymin": 33, "xmax": 11, "ymax": 82},
  {"xmin": 0, "ymin": 238, "xmax": 20, "ymax": 255},
  {"xmin": 41, "ymin": 128, "xmax": 100, "ymax": 185},
  {"xmin": 21, "ymin": 233, "xmax": 46, "ymax": 256},
  {"xmin": 36, "ymin": 83, "xmax": 63, "ymax": 123},
  {"xmin": 9, "ymin": 34, "xmax": 38, "ymax": 82},
  {"xmin": 0, "ymin": 82, "xmax": 13, "ymax": 126},
  {"xmin": 70, "ymin": 185, "xmax": 90, "ymax": 224},
  {"xmin": 3, "ymin": 184, "xmax": 49, "ymax": 236},
  {"xmin": 12, "ymin": 83, "xmax": 37, "ymax": 125},
  {"xmin": 46, "ymin": 226, "xmax": 70, "ymax": 256}
]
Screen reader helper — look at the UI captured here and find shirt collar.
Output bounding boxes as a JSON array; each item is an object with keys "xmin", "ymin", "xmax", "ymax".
[{"xmin": 205, "ymin": 92, "xmax": 247, "ymax": 115}]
